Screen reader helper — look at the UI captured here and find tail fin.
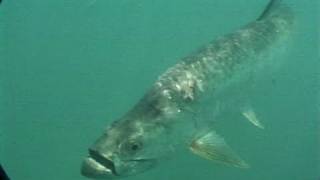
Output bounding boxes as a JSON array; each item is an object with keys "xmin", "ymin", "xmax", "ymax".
[{"xmin": 257, "ymin": 0, "xmax": 292, "ymax": 20}]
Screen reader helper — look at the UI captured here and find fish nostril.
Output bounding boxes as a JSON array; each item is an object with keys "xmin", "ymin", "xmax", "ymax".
[{"xmin": 88, "ymin": 149, "xmax": 118, "ymax": 175}]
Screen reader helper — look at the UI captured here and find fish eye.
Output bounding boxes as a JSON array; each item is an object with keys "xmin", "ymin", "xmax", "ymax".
[
  {"xmin": 130, "ymin": 142, "xmax": 142, "ymax": 151},
  {"xmin": 120, "ymin": 140, "xmax": 143, "ymax": 155}
]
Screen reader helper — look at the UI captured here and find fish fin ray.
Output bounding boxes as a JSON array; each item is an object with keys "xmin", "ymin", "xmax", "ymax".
[
  {"xmin": 189, "ymin": 130, "xmax": 249, "ymax": 168},
  {"xmin": 242, "ymin": 107, "xmax": 265, "ymax": 129}
]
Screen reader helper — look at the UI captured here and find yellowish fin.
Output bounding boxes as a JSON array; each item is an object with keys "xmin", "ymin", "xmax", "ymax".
[
  {"xmin": 189, "ymin": 130, "xmax": 249, "ymax": 168},
  {"xmin": 242, "ymin": 107, "xmax": 265, "ymax": 129}
]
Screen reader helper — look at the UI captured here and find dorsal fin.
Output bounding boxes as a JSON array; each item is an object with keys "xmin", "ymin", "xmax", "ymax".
[{"xmin": 257, "ymin": 0, "xmax": 283, "ymax": 20}]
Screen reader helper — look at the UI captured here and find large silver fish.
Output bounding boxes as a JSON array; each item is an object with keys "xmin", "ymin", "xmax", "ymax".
[{"xmin": 81, "ymin": 0, "xmax": 293, "ymax": 179}]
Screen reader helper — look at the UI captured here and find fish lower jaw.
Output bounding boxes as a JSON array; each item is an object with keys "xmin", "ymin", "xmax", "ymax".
[{"xmin": 81, "ymin": 157, "xmax": 115, "ymax": 179}]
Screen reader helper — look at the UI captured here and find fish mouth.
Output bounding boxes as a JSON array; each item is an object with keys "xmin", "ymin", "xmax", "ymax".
[
  {"xmin": 81, "ymin": 149, "xmax": 118, "ymax": 179},
  {"xmin": 81, "ymin": 149, "xmax": 157, "ymax": 179}
]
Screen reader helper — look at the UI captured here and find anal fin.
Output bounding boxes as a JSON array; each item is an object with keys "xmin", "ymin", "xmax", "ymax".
[{"xmin": 189, "ymin": 130, "xmax": 249, "ymax": 168}]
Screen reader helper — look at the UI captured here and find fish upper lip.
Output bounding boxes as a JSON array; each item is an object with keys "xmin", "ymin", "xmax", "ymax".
[{"xmin": 88, "ymin": 149, "xmax": 118, "ymax": 176}]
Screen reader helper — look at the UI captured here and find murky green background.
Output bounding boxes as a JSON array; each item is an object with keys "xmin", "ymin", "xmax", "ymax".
[{"xmin": 1, "ymin": 0, "xmax": 319, "ymax": 179}]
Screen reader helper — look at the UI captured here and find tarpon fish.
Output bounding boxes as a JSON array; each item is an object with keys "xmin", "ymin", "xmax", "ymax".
[{"xmin": 81, "ymin": 0, "xmax": 293, "ymax": 179}]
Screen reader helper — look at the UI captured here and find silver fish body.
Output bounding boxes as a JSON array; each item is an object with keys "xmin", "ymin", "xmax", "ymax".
[
  {"xmin": 81, "ymin": 0, "xmax": 293, "ymax": 179},
  {"xmin": 152, "ymin": 12, "xmax": 293, "ymax": 116}
]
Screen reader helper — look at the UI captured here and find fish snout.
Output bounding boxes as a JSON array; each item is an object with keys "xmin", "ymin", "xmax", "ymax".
[{"xmin": 81, "ymin": 149, "xmax": 118, "ymax": 179}]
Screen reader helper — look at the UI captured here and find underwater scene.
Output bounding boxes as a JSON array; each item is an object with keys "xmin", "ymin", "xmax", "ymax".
[{"xmin": 1, "ymin": 0, "xmax": 319, "ymax": 179}]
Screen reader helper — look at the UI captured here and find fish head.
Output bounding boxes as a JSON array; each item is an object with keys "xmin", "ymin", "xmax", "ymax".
[{"xmin": 81, "ymin": 114, "xmax": 173, "ymax": 179}]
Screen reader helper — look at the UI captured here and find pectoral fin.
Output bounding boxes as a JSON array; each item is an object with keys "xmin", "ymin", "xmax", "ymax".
[
  {"xmin": 242, "ymin": 107, "xmax": 265, "ymax": 129},
  {"xmin": 189, "ymin": 130, "xmax": 249, "ymax": 168}
]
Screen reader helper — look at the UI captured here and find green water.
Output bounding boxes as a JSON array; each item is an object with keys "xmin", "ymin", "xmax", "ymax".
[{"xmin": 1, "ymin": 0, "xmax": 319, "ymax": 179}]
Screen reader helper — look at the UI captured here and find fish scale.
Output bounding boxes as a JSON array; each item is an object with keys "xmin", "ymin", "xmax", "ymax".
[{"xmin": 153, "ymin": 9, "xmax": 293, "ymax": 113}]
